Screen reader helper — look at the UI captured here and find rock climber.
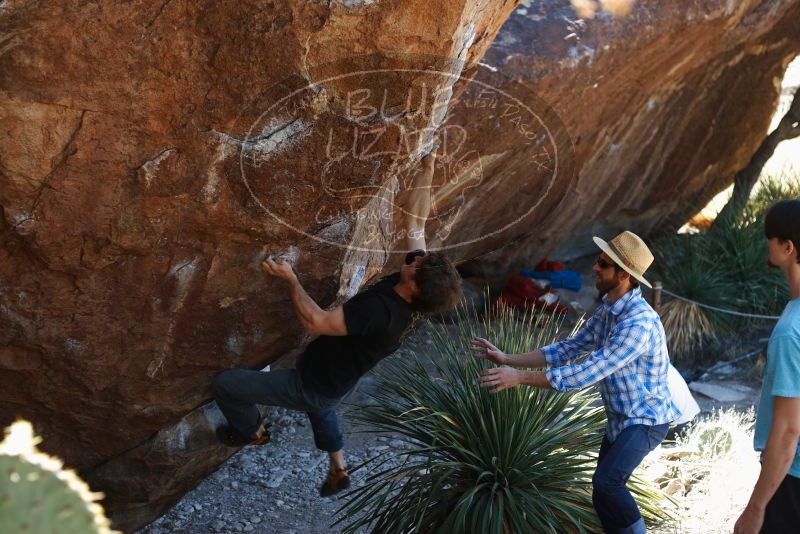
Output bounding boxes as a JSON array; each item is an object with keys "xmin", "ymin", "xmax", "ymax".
[{"xmin": 213, "ymin": 151, "xmax": 463, "ymax": 496}]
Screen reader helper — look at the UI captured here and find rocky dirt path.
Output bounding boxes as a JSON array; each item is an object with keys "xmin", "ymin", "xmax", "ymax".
[{"xmin": 138, "ymin": 334, "xmax": 437, "ymax": 534}]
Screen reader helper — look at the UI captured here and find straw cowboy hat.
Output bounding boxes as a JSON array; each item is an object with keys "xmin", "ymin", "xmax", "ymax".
[{"xmin": 593, "ymin": 231, "xmax": 654, "ymax": 288}]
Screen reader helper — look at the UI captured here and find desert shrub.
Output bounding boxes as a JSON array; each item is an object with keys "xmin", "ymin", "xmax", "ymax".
[
  {"xmin": 336, "ymin": 303, "xmax": 674, "ymax": 533},
  {"xmin": 654, "ymin": 171, "xmax": 799, "ymax": 364},
  {"xmin": 641, "ymin": 409, "xmax": 759, "ymax": 533}
]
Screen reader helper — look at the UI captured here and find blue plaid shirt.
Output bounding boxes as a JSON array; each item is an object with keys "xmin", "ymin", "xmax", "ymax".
[{"xmin": 541, "ymin": 287, "xmax": 680, "ymax": 442}]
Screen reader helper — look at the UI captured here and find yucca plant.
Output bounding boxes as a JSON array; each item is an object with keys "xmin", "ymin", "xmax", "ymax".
[
  {"xmin": 707, "ymin": 208, "xmax": 786, "ymax": 319},
  {"xmin": 652, "ymin": 234, "xmax": 735, "ymax": 362},
  {"xmin": 707, "ymin": 171, "xmax": 798, "ymax": 318},
  {"xmin": 747, "ymin": 170, "xmax": 800, "ymax": 218},
  {"xmin": 659, "ymin": 300, "xmax": 716, "ymax": 363},
  {"xmin": 335, "ymin": 301, "xmax": 674, "ymax": 533},
  {"xmin": 654, "ymin": 172, "xmax": 800, "ymax": 361}
]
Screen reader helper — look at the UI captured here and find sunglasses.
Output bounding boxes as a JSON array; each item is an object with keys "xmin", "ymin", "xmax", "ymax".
[{"xmin": 596, "ymin": 256, "xmax": 617, "ymax": 270}]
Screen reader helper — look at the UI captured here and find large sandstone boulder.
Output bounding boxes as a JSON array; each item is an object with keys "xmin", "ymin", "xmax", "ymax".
[
  {"xmin": 470, "ymin": 0, "xmax": 800, "ymax": 269},
  {"xmin": 1, "ymin": 0, "xmax": 798, "ymax": 530}
]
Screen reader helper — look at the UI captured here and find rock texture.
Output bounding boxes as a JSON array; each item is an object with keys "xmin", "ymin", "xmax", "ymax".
[
  {"xmin": 1, "ymin": 0, "xmax": 799, "ymax": 531},
  {"xmin": 467, "ymin": 0, "xmax": 800, "ymax": 269}
]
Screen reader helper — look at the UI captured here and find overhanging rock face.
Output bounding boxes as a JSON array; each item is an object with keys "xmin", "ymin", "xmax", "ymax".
[
  {"xmin": 469, "ymin": 0, "xmax": 800, "ymax": 270},
  {"xmin": 1, "ymin": 0, "xmax": 798, "ymax": 530}
]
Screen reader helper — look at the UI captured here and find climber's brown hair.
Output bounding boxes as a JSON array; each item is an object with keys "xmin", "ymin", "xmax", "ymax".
[{"xmin": 411, "ymin": 252, "xmax": 463, "ymax": 313}]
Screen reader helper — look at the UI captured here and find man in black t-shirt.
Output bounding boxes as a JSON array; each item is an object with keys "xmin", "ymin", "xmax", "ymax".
[
  {"xmin": 213, "ymin": 152, "xmax": 463, "ymax": 496},
  {"xmin": 295, "ymin": 269, "xmax": 414, "ymax": 400}
]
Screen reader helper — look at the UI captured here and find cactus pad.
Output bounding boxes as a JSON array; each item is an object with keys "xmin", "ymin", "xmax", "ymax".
[{"xmin": 0, "ymin": 421, "xmax": 118, "ymax": 534}]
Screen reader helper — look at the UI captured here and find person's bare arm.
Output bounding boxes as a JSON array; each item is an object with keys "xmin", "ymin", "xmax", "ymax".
[
  {"xmin": 400, "ymin": 150, "xmax": 437, "ymax": 252},
  {"xmin": 471, "ymin": 338, "xmax": 546, "ymax": 367},
  {"xmin": 478, "ymin": 368, "xmax": 554, "ymax": 394},
  {"xmin": 735, "ymin": 396, "xmax": 800, "ymax": 534},
  {"xmin": 262, "ymin": 257, "xmax": 347, "ymax": 336}
]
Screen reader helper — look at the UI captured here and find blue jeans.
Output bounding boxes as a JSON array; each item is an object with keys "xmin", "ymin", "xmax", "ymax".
[
  {"xmin": 592, "ymin": 423, "xmax": 669, "ymax": 533},
  {"xmin": 213, "ymin": 368, "xmax": 353, "ymax": 452}
]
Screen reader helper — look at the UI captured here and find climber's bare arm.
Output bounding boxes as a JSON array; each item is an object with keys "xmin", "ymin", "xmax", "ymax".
[
  {"xmin": 402, "ymin": 150, "xmax": 436, "ymax": 252},
  {"xmin": 261, "ymin": 258, "xmax": 347, "ymax": 336}
]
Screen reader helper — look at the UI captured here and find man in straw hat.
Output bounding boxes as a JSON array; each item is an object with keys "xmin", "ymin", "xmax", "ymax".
[{"xmin": 473, "ymin": 231, "xmax": 679, "ymax": 534}]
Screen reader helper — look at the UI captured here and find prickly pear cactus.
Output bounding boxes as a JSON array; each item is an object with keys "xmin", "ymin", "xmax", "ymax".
[{"xmin": 0, "ymin": 421, "xmax": 118, "ymax": 534}]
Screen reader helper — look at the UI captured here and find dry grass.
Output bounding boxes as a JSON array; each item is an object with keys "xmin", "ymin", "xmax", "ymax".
[
  {"xmin": 659, "ymin": 299, "xmax": 717, "ymax": 363},
  {"xmin": 642, "ymin": 409, "xmax": 760, "ymax": 533}
]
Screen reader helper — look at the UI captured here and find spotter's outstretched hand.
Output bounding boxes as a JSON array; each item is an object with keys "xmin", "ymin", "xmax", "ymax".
[
  {"xmin": 471, "ymin": 337, "xmax": 507, "ymax": 366},
  {"xmin": 479, "ymin": 366, "xmax": 521, "ymax": 394}
]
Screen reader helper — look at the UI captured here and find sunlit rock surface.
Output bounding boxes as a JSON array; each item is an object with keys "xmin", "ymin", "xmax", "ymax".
[{"xmin": 1, "ymin": 0, "xmax": 798, "ymax": 530}]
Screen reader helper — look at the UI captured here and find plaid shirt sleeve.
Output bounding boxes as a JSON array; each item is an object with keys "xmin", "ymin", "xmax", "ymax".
[
  {"xmin": 545, "ymin": 315, "xmax": 652, "ymax": 392},
  {"xmin": 540, "ymin": 313, "xmax": 599, "ymax": 367}
]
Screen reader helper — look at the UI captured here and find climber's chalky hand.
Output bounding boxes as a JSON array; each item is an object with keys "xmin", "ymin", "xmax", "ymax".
[{"xmin": 261, "ymin": 257, "xmax": 297, "ymax": 282}]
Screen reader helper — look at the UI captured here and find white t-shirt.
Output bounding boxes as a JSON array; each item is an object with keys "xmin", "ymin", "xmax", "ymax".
[{"xmin": 668, "ymin": 364, "xmax": 701, "ymax": 425}]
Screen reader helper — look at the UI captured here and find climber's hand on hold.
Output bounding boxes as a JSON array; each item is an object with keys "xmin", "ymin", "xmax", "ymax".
[
  {"xmin": 262, "ymin": 255, "xmax": 342, "ymax": 336},
  {"xmin": 261, "ymin": 257, "xmax": 297, "ymax": 283}
]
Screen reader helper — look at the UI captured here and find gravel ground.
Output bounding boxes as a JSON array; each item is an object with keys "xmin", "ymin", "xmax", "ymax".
[
  {"xmin": 138, "ymin": 406, "xmax": 396, "ymax": 534},
  {"xmin": 138, "ymin": 333, "xmax": 438, "ymax": 534}
]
